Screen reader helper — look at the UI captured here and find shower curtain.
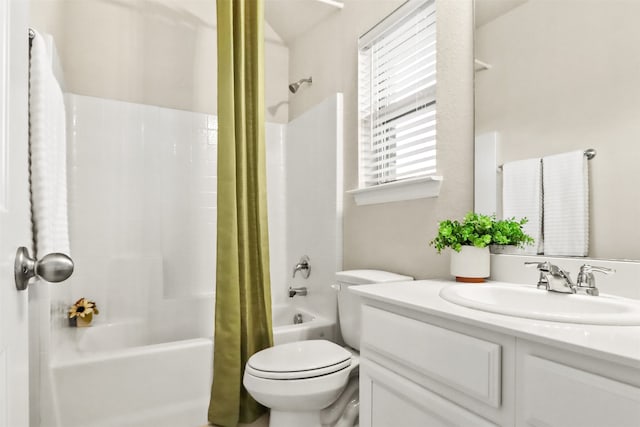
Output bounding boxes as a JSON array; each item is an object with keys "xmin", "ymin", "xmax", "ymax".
[{"xmin": 208, "ymin": 0, "xmax": 273, "ymax": 426}]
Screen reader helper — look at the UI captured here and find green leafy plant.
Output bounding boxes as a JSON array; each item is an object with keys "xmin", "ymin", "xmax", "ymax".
[{"xmin": 430, "ymin": 212, "xmax": 534, "ymax": 253}]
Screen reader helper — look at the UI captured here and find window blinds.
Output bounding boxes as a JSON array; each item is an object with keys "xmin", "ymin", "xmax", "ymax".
[{"xmin": 358, "ymin": 0, "xmax": 436, "ymax": 188}]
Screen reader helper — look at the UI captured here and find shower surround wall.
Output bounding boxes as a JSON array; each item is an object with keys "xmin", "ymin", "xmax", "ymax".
[
  {"xmin": 34, "ymin": 94, "xmax": 286, "ymax": 426},
  {"xmin": 285, "ymin": 94, "xmax": 344, "ymax": 324},
  {"xmin": 62, "ymin": 93, "xmax": 285, "ymax": 335}
]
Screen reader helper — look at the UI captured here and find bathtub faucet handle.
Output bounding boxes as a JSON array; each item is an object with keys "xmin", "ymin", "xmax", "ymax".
[
  {"xmin": 288, "ymin": 286, "xmax": 308, "ymax": 298},
  {"xmin": 292, "ymin": 255, "xmax": 311, "ymax": 279}
]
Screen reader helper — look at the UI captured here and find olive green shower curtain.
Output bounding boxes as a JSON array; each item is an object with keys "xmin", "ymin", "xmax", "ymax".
[{"xmin": 208, "ymin": 0, "xmax": 273, "ymax": 425}]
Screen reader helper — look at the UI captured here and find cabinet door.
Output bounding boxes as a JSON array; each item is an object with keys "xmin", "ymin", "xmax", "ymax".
[
  {"xmin": 517, "ymin": 354, "xmax": 640, "ymax": 427},
  {"xmin": 360, "ymin": 359, "xmax": 497, "ymax": 427},
  {"xmin": 361, "ymin": 305, "xmax": 503, "ymax": 407}
]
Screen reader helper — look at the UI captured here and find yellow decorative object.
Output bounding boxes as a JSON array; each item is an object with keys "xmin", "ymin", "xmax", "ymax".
[
  {"xmin": 76, "ymin": 312, "xmax": 93, "ymax": 327},
  {"xmin": 69, "ymin": 298, "xmax": 99, "ymax": 327}
]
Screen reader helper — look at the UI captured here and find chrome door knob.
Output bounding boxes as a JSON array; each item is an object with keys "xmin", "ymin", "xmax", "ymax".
[{"xmin": 14, "ymin": 246, "xmax": 74, "ymax": 291}]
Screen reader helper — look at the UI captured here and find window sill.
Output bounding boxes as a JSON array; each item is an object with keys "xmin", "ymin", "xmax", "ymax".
[{"xmin": 347, "ymin": 176, "xmax": 443, "ymax": 206}]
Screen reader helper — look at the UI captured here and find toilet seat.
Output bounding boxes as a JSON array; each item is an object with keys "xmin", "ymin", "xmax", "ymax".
[
  {"xmin": 246, "ymin": 340, "xmax": 352, "ymax": 380},
  {"xmin": 246, "ymin": 359, "xmax": 351, "ymax": 380}
]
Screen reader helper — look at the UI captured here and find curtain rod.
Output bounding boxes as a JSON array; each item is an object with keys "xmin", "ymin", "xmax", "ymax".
[{"xmin": 497, "ymin": 149, "xmax": 596, "ymax": 172}]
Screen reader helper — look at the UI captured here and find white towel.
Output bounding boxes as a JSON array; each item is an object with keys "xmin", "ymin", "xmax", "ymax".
[
  {"xmin": 502, "ymin": 158, "xmax": 543, "ymax": 254},
  {"xmin": 29, "ymin": 30, "xmax": 70, "ymax": 257},
  {"xmin": 543, "ymin": 150, "xmax": 589, "ymax": 256}
]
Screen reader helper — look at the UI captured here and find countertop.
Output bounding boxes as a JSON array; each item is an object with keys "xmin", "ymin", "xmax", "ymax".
[{"xmin": 350, "ymin": 280, "xmax": 640, "ymax": 369}]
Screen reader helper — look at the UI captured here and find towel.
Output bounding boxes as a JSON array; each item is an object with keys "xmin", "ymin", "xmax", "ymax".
[
  {"xmin": 502, "ymin": 158, "xmax": 543, "ymax": 254},
  {"xmin": 29, "ymin": 30, "xmax": 70, "ymax": 257},
  {"xmin": 543, "ymin": 150, "xmax": 589, "ymax": 256}
]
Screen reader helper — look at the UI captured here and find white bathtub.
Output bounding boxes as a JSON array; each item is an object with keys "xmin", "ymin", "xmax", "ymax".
[
  {"xmin": 49, "ymin": 304, "xmax": 334, "ymax": 427},
  {"xmin": 272, "ymin": 304, "xmax": 335, "ymax": 345}
]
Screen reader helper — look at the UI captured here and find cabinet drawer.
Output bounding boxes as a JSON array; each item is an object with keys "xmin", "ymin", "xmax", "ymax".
[
  {"xmin": 361, "ymin": 305, "xmax": 502, "ymax": 407},
  {"xmin": 361, "ymin": 358, "xmax": 497, "ymax": 427},
  {"xmin": 517, "ymin": 355, "xmax": 640, "ymax": 427}
]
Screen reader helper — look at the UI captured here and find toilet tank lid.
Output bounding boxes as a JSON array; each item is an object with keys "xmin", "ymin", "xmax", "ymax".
[{"xmin": 335, "ymin": 269, "xmax": 413, "ymax": 285}]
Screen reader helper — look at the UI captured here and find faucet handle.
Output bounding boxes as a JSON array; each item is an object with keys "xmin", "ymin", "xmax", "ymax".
[
  {"xmin": 576, "ymin": 265, "xmax": 614, "ymax": 296},
  {"xmin": 524, "ymin": 261, "xmax": 567, "ymax": 275},
  {"xmin": 292, "ymin": 255, "xmax": 311, "ymax": 279},
  {"xmin": 524, "ymin": 261, "xmax": 552, "ymax": 271},
  {"xmin": 580, "ymin": 264, "xmax": 615, "ymax": 275}
]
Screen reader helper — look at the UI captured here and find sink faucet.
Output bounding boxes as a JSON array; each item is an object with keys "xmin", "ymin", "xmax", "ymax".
[
  {"xmin": 525, "ymin": 261, "xmax": 576, "ymax": 293},
  {"xmin": 292, "ymin": 255, "xmax": 311, "ymax": 279},
  {"xmin": 525, "ymin": 262, "xmax": 615, "ymax": 296}
]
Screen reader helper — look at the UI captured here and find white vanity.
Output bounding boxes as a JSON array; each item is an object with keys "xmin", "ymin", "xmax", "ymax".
[{"xmin": 352, "ymin": 280, "xmax": 640, "ymax": 427}]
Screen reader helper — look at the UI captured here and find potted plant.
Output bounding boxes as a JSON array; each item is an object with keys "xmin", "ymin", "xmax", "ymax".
[
  {"xmin": 430, "ymin": 212, "xmax": 533, "ymax": 282},
  {"xmin": 489, "ymin": 216, "xmax": 535, "ymax": 254}
]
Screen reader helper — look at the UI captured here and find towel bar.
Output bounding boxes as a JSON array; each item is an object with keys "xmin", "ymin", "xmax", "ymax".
[{"xmin": 497, "ymin": 149, "xmax": 596, "ymax": 172}]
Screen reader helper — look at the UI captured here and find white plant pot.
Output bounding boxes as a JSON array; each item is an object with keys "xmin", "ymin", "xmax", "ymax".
[{"xmin": 450, "ymin": 246, "xmax": 490, "ymax": 282}]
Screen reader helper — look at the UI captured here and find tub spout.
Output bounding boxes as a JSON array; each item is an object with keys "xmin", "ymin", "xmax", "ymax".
[{"xmin": 288, "ymin": 286, "xmax": 308, "ymax": 298}]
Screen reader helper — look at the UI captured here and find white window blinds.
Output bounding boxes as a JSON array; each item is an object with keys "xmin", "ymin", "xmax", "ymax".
[{"xmin": 358, "ymin": 0, "xmax": 436, "ymax": 188}]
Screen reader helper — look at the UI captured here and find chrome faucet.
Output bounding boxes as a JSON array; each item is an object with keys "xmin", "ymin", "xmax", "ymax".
[
  {"xmin": 288, "ymin": 286, "xmax": 308, "ymax": 298},
  {"xmin": 575, "ymin": 264, "xmax": 615, "ymax": 296},
  {"xmin": 525, "ymin": 261, "xmax": 615, "ymax": 296},
  {"xmin": 292, "ymin": 255, "xmax": 311, "ymax": 279},
  {"xmin": 525, "ymin": 261, "xmax": 576, "ymax": 293}
]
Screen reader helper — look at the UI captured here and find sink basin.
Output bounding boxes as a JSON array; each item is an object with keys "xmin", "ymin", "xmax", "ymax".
[{"xmin": 439, "ymin": 284, "xmax": 640, "ymax": 325}]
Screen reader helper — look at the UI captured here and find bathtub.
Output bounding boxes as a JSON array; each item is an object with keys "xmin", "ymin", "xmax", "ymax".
[
  {"xmin": 272, "ymin": 304, "xmax": 335, "ymax": 345},
  {"xmin": 49, "ymin": 304, "xmax": 334, "ymax": 427}
]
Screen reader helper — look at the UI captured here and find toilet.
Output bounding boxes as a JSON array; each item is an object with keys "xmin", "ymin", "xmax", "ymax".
[{"xmin": 243, "ymin": 270, "xmax": 413, "ymax": 427}]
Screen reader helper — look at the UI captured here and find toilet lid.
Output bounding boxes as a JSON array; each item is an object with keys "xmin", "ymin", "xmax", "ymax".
[{"xmin": 246, "ymin": 340, "xmax": 352, "ymax": 380}]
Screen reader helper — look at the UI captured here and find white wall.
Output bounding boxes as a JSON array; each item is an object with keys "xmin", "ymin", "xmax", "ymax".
[
  {"xmin": 30, "ymin": 0, "xmax": 290, "ymax": 123},
  {"xmin": 64, "ymin": 94, "xmax": 214, "ymax": 335},
  {"xmin": 61, "ymin": 94, "xmax": 286, "ymax": 342},
  {"xmin": 285, "ymin": 94, "xmax": 343, "ymax": 321},
  {"xmin": 475, "ymin": 0, "xmax": 640, "ymax": 260},
  {"xmin": 288, "ymin": 0, "xmax": 475, "ymax": 279}
]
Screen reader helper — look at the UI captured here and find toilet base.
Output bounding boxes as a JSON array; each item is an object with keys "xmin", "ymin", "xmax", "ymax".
[{"xmin": 269, "ymin": 409, "xmax": 321, "ymax": 427}]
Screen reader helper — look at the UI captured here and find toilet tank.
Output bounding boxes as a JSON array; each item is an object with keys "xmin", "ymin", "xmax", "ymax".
[{"xmin": 335, "ymin": 270, "xmax": 413, "ymax": 350}]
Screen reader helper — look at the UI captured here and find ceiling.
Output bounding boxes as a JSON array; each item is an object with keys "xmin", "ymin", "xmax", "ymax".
[
  {"xmin": 264, "ymin": 0, "xmax": 344, "ymax": 45},
  {"xmin": 475, "ymin": 0, "xmax": 528, "ymax": 28}
]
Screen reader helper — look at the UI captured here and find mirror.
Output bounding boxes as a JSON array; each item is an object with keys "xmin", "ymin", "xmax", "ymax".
[{"xmin": 474, "ymin": 0, "xmax": 640, "ymax": 261}]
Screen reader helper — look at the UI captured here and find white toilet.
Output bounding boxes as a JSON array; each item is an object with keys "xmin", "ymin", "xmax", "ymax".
[{"xmin": 243, "ymin": 270, "xmax": 413, "ymax": 427}]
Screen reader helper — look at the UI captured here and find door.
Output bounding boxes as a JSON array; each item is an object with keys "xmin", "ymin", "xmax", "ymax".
[{"xmin": 0, "ymin": 0, "xmax": 31, "ymax": 426}]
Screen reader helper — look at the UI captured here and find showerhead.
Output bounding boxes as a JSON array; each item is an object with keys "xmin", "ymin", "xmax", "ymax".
[{"xmin": 289, "ymin": 77, "xmax": 312, "ymax": 94}]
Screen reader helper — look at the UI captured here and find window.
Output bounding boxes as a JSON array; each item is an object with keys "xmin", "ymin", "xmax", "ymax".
[{"xmin": 353, "ymin": 0, "xmax": 440, "ymax": 205}]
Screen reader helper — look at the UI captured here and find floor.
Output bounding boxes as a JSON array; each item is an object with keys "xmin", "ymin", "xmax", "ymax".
[
  {"xmin": 206, "ymin": 413, "xmax": 269, "ymax": 427},
  {"xmin": 240, "ymin": 414, "xmax": 269, "ymax": 427}
]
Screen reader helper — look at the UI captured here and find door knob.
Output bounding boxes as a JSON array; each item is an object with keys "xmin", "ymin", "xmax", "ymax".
[{"xmin": 14, "ymin": 246, "xmax": 74, "ymax": 291}]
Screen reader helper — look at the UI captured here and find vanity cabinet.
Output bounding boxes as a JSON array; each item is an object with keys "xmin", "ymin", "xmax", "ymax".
[
  {"xmin": 359, "ymin": 304, "xmax": 640, "ymax": 427},
  {"xmin": 516, "ymin": 341, "xmax": 640, "ymax": 427},
  {"xmin": 359, "ymin": 305, "xmax": 516, "ymax": 426}
]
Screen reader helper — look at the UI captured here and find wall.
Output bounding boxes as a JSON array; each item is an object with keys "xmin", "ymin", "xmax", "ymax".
[
  {"xmin": 61, "ymin": 94, "xmax": 285, "ymax": 340},
  {"xmin": 288, "ymin": 0, "xmax": 475, "ymax": 279},
  {"xmin": 285, "ymin": 94, "xmax": 343, "ymax": 322},
  {"xmin": 475, "ymin": 0, "xmax": 640, "ymax": 260},
  {"xmin": 29, "ymin": 0, "xmax": 290, "ymax": 123}
]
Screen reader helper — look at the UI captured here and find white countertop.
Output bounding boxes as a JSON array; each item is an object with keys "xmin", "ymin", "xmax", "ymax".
[{"xmin": 350, "ymin": 280, "xmax": 640, "ymax": 369}]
